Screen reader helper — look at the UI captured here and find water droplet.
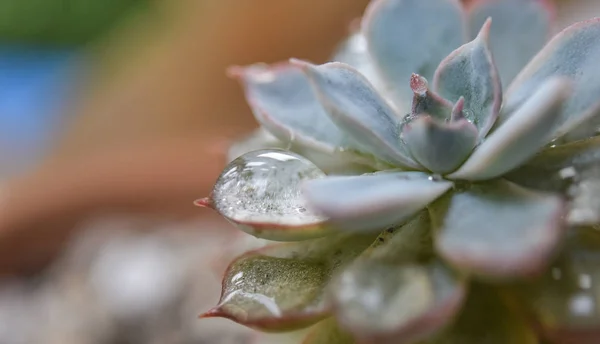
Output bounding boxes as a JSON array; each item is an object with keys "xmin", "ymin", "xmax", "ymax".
[
  {"xmin": 212, "ymin": 149, "xmax": 326, "ymax": 226},
  {"xmin": 462, "ymin": 108, "xmax": 477, "ymax": 125},
  {"xmin": 428, "ymin": 174, "xmax": 443, "ymax": 182},
  {"xmin": 559, "ymin": 166, "xmax": 577, "ymax": 180},
  {"xmin": 579, "ymin": 273, "xmax": 592, "ymax": 289},
  {"xmin": 569, "ymin": 293, "xmax": 595, "ymax": 316}
]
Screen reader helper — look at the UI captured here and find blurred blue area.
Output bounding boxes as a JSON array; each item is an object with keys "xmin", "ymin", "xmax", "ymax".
[{"xmin": 0, "ymin": 45, "xmax": 83, "ymax": 174}]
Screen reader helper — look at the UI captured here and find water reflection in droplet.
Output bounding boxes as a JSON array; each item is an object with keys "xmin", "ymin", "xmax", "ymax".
[
  {"xmin": 212, "ymin": 149, "xmax": 326, "ymax": 225},
  {"xmin": 569, "ymin": 293, "xmax": 595, "ymax": 317},
  {"xmin": 579, "ymin": 274, "xmax": 592, "ymax": 289}
]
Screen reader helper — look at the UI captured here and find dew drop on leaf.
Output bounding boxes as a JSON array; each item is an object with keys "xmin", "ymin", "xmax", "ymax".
[{"xmin": 212, "ymin": 149, "xmax": 327, "ymax": 226}]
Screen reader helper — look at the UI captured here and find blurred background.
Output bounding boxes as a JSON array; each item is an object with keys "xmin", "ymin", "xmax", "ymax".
[{"xmin": 0, "ymin": 0, "xmax": 597, "ymax": 343}]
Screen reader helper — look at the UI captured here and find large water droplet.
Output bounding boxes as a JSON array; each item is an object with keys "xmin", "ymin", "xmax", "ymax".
[{"xmin": 212, "ymin": 149, "xmax": 327, "ymax": 230}]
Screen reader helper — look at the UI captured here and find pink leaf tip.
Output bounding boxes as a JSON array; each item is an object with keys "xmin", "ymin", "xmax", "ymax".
[
  {"xmin": 226, "ymin": 65, "xmax": 245, "ymax": 79},
  {"xmin": 194, "ymin": 197, "xmax": 214, "ymax": 209},
  {"xmin": 477, "ymin": 17, "xmax": 492, "ymax": 42},
  {"xmin": 451, "ymin": 96, "xmax": 466, "ymax": 121},
  {"xmin": 199, "ymin": 306, "xmax": 224, "ymax": 319},
  {"xmin": 410, "ymin": 73, "xmax": 428, "ymax": 95}
]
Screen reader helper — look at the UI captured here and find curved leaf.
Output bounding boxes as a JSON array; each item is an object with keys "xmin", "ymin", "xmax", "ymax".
[
  {"xmin": 202, "ymin": 233, "xmax": 376, "ymax": 332},
  {"xmin": 332, "ymin": 32, "xmax": 385, "ymax": 95},
  {"xmin": 293, "ymin": 60, "xmax": 419, "ymax": 169},
  {"xmin": 362, "ymin": 0, "xmax": 465, "ymax": 106},
  {"xmin": 507, "ymin": 136, "xmax": 600, "ymax": 226},
  {"xmin": 302, "ymin": 318, "xmax": 354, "ymax": 344},
  {"xmin": 402, "ymin": 115, "xmax": 477, "ymax": 174},
  {"xmin": 303, "ymin": 171, "xmax": 453, "ymax": 232},
  {"xmin": 330, "ymin": 260, "xmax": 466, "ymax": 344},
  {"xmin": 366, "ymin": 210, "xmax": 434, "ymax": 263},
  {"xmin": 429, "ymin": 283, "xmax": 537, "ymax": 344},
  {"xmin": 504, "ymin": 18, "xmax": 600, "ymax": 140},
  {"xmin": 230, "ymin": 63, "xmax": 352, "ymax": 154},
  {"xmin": 514, "ymin": 227, "xmax": 600, "ymax": 344},
  {"xmin": 467, "ymin": 0, "xmax": 554, "ymax": 87},
  {"xmin": 448, "ymin": 77, "xmax": 571, "ymax": 181},
  {"xmin": 430, "ymin": 179, "xmax": 565, "ymax": 279},
  {"xmin": 433, "ymin": 18, "xmax": 502, "ymax": 139},
  {"xmin": 204, "ymin": 149, "xmax": 332, "ymax": 241}
]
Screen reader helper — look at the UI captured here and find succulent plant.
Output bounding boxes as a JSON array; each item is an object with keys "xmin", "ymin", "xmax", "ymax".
[{"xmin": 197, "ymin": 0, "xmax": 600, "ymax": 343}]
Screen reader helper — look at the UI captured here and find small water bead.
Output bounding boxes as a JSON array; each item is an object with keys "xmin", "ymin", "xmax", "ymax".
[{"xmin": 212, "ymin": 149, "xmax": 327, "ymax": 226}]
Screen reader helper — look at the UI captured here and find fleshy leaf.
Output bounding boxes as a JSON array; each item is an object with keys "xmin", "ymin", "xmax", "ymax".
[
  {"xmin": 228, "ymin": 129, "xmax": 378, "ymax": 175},
  {"xmin": 303, "ymin": 171, "xmax": 453, "ymax": 232},
  {"xmin": 506, "ymin": 137, "xmax": 600, "ymax": 226},
  {"xmin": 331, "ymin": 260, "xmax": 466, "ymax": 344},
  {"xmin": 402, "ymin": 115, "xmax": 477, "ymax": 174},
  {"xmin": 433, "ymin": 18, "xmax": 502, "ymax": 139},
  {"xmin": 332, "ymin": 32, "xmax": 385, "ymax": 95},
  {"xmin": 366, "ymin": 210, "xmax": 434, "ymax": 263},
  {"xmin": 430, "ymin": 179, "xmax": 565, "ymax": 279},
  {"xmin": 554, "ymin": 102, "xmax": 600, "ymax": 143},
  {"xmin": 410, "ymin": 74, "xmax": 454, "ymax": 120},
  {"xmin": 362, "ymin": 0, "xmax": 465, "ymax": 106},
  {"xmin": 513, "ymin": 227, "xmax": 600, "ymax": 343},
  {"xmin": 429, "ymin": 283, "xmax": 537, "ymax": 344},
  {"xmin": 504, "ymin": 18, "xmax": 600, "ymax": 139},
  {"xmin": 293, "ymin": 60, "xmax": 419, "ymax": 169},
  {"xmin": 447, "ymin": 77, "xmax": 571, "ymax": 181},
  {"xmin": 302, "ymin": 318, "xmax": 354, "ymax": 344},
  {"xmin": 468, "ymin": 0, "xmax": 554, "ymax": 87},
  {"xmin": 206, "ymin": 149, "xmax": 332, "ymax": 241},
  {"xmin": 203, "ymin": 233, "xmax": 376, "ymax": 332},
  {"xmin": 230, "ymin": 63, "xmax": 354, "ymax": 155},
  {"xmin": 329, "ymin": 212, "xmax": 465, "ymax": 344}
]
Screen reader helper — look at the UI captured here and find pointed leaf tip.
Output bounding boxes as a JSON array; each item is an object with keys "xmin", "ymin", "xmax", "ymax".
[
  {"xmin": 468, "ymin": 0, "xmax": 554, "ymax": 87},
  {"xmin": 449, "ymin": 77, "xmax": 571, "ymax": 181},
  {"xmin": 402, "ymin": 116, "xmax": 477, "ymax": 174},
  {"xmin": 194, "ymin": 197, "xmax": 214, "ymax": 209},
  {"xmin": 451, "ymin": 96, "xmax": 465, "ymax": 121},
  {"xmin": 434, "ymin": 17, "xmax": 502, "ymax": 139},
  {"xmin": 362, "ymin": 0, "xmax": 465, "ymax": 106},
  {"xmin": 199, "ymin": 307, "xmax": 222, "ymax": 319},
  {"xmin": 478, "ymin": 17, "xmax": 492, "ymax": 41},
  {"xmin": 213, "ymin": 234, "xmax": 375, "ymax": 331}
]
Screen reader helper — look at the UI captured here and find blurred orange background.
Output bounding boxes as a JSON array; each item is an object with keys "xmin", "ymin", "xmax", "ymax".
[{"xmin": 0, "ymin": 0, "xmax": 597, "ymax": 342}]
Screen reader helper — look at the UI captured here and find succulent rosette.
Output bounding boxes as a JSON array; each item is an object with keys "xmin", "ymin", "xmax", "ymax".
[{"xmin": 197, "ymin": 0, "xmax": 600, "ymax": 343}]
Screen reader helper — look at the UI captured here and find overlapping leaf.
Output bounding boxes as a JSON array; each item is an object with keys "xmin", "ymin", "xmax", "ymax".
[
  {"xmin": 433, "ymin": 18, "xmax": 502, "ymax": 138},
  {"xmin": 431, "ymin": 179, "xmax": 565, "ymax": 279},
  {"xmin": 329, "ymin": 212, "xmax": 467, "ymax": 344},
  {"xmin": 505, "ymin": 18, "xmax": 600, "ymax": 142},
  {"xmin": 303, "ymin": 171, "xmax": 453, "ymax": 232},
  {"xmin": 363, "ymin": 0, "xmax": 465, "ymax": 106},
  {"xmin": 203, "ymin": 234, "xmax": 376, "ymax": 331}
]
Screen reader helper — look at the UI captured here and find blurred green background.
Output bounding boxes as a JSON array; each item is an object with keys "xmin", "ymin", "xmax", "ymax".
[{"xmin": 0, "ymin": 0, "xmax": 147, "ymax": 44}]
